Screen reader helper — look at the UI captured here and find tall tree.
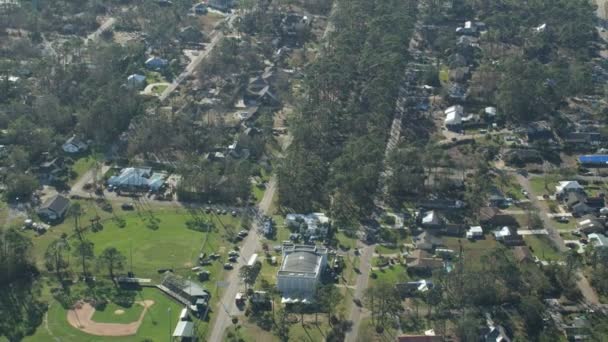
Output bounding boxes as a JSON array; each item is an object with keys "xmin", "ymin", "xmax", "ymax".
[
  {"xmin": 97, "ymin": 247, "xmax": 126, "ymax": 286},
  {"xmin": 72, "ymin": 240, "xmax": 94, "ymax": 279}
]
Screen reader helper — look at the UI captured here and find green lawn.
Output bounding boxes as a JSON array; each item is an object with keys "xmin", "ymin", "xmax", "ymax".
[
  {"xmin": 28, "ymin": 205, "xmax": 240, "ymax": 282},
  {"xmin": 370, "ymin": 264, "xmax": 409, "ymax": 284},
  {"xmin": 144, "ymin": 71, "xmax": 165, "ymax": 84},
  {"xmin": 442, "ymin": 236, "xmax": 498, "ymax": 268},
  {"xmin": 524, "ymin": 235, "xmax": 562, "ymax": 261},
  {"xmin": 24, "ymin": 288, "xmax": 184, "ymax": 342},
  {"xmin": 91, "ymin": 301, "xmax": 144, "ymax": 324},
  {"xmin": 529, "ymin": 176, "xmax": 558, "ymax": 196},
  {"xmin": 151, "ymin": 84, "xmax": 168, "ymax": 95},
  {"xmin": 336, "ymin": 231, "xmax": 357, "ymax": 250}
]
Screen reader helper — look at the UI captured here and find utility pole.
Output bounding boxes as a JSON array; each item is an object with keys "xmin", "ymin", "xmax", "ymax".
[{"xmin": 129, "ymin": 238, "xmax": 133, "ymax": 275}]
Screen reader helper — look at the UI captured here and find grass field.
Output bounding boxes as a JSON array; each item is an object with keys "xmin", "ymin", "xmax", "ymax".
[
  {"xmin": 524, "ymin": 235, "xmax": 562, "ymax": 261},
  {"xmin": 24, "ymin": 288, "xmax": 183, "ymax": 342},
  {"xmin": 370, "ymin": 264, "xmax": 409, "ymax": 284},
  {"xmin": 22, "ymin": 204, "xmax": 244, "ymax": 341},
  {"xmin": 91, "ymin": 301, "xmax": 144, "ymax": 324},
  {"xmin": 442, "ymin": 236, "xmax": 498, "ymax": 268},
  {"xmin": 27, "ymin": 203, "xmax": 240, "ymax": 282}
]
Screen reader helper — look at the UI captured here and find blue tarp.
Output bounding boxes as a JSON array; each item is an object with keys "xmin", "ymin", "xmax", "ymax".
[{"xmin": 579, "ymin": 155, "xmax": 608, "ymax": 165}]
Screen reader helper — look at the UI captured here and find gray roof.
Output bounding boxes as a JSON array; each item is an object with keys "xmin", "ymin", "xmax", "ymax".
[
  {"xmin": 40, "ymin": 195, "xmax": 70, "ymax": 216},
  {"xmin": 281, "ymin": 251, "xmax": 319, "ymax": 273},
  {"xmin": 173, "ymin": 321, "xmax": 194, "ymax": 337}
]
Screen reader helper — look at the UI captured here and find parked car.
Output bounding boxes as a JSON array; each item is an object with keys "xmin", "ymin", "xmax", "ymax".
[
  {"xmin": 223, "ymin": 263, "xmax": 233, "ymax": 270},
  {"xmin": 556, "ymin": 216, "xmax": 569, "ymax": 223},
  {"xmin": 121, "ymin": 203, "xmax": 135, "ymax": 210},
  {"xmin": 228, "ymin": 256, "xmax": 238, "ymax": 263}
]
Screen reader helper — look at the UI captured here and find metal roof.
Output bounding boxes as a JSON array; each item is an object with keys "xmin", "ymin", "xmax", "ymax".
[
  {"xmin": 280, "ymin": 251, "xmax": 320, "ymax": 274},
  {"xmin": 579, "ymin": 155, "xmax": 608, "ymax": 164},
  {"xmin": 173, "ymin": 321, "xmax": 194, "ymax": 337}
]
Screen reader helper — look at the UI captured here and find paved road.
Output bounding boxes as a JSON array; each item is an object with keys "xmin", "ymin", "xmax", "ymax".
[
  {"xmin": 85, "ymin": 17, "xmax": 116, "ymax": 45},
  {"xmin": 207, "ymin": 176, "xmax": 275, "ymax": 342},
  {"xmin": 514, "ymin": 173, "xmax": 601, "ymax": 305},
  {"xmin": 345, "ymin": 244, "xmax": 374, "ymax": 342},
  {"xmin": 158, "ymin": 13, "xmax": 233, "ymax": 102}
]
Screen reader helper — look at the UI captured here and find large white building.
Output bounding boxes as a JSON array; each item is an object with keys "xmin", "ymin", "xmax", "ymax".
[{"xmin": 277, "ymin": 244, "xmax": 327, "ymax": 303}]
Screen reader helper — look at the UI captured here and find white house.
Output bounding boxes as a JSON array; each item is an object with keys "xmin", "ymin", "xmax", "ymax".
[
  {"xmin": 466, "ymin": 226, "xmax": 483, "ymax": 239},
  {"xmin": 62, "ymin": 136, "xmax": 88, "ymax": 154},
  {"xmin": 494, "ymin": 226, "xmax": 511, "ymax": 241},
  {"xmin": 485, "ymin": 106, "xmax": 497, "ymax": 117},
  {"xmin": 277, "ymin": 244, "xmax": 327, "ymax": 303},
  {"xmin": 444, "ymin": 105, "xmax": 463, "ymax": 129},
  {"xmin": 555, "ymin": 181, "xmax": 584, "ymax": 196}
]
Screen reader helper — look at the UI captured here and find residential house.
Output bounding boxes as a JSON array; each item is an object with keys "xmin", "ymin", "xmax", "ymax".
[
  {"xmin": 420, "ymin": 211, "xmax": 445, "ymax": 229},
  {"xmin": 285, "ymin": 213, "xmax": 330, "ymax": 238},
  {"xmin": 563, "ymin": 132, "xmax": 601, "ymax": 150},
  {"xmin": 444, "ymin": 105, "xmax": 463, "ymax": 130},
  {"xmin": 555, "ymin": 181, "xmax": 584, "ymax": 197},
  {"xmin": 38, "ymin": 157, "xmax": 67, "ymax": 183},
  {"xmin": 589, "ymin": 233, "xmax": 608, "ymax": 247},
  {"xmin": 208, "ymin": 0, "xmax": 234, "ymax": 12},
  {"xmin": 62, "ymin": 136, "xmax": 88, "ymax": 154},
  {"xmin": 37, "ymin": 195, "xmax": 70, "ymax": 222},
  {"xmin": 126, "ymin": 74, "xmax": 146, "ymax": 89},
  {"xmin": 483, "ymin": 314, "xmax": 511, "ymax": 342},
  {"xmin": 527, "ymin": 121, "xmax": 553, "ymax": 141},
  {"xmin": 484, "ymin": 106, "xmax": 497, "ymax": 119},
  {"xmin": 276, "ymin": 244, "xmax": 327, "ymax": 303},
  {"xmin": 494, "ymin": 226, "xmax": 524, "ymax": 246},
  {"xmin": 145, "ymin": 57, "xmax": 168, "ymax": 70},
  {"xmin": 413, "ymin": 231, "xmax": 442, "ymax": 252},
  {"xmin": 566, "ymin": 192, "xmax": 604, "ymax": 216},
  {"xmin": 577, "ymin": 216, "xmax": 605, "ymax": 234},
  {"xmin": 447, "ymin": 83, "xmax": 467, "ymax": 101},
  {"xmin": 488, "ymin": 187, "xmax": 508, "ymax": 207},
  {"xmin": 193, "ymin": 3, "xmax": 208, "ymax": 15},
  {"xmin": 281, "ymin": 13, "xmax": 310, "ymax": 37},
  {"xmin": 178, "ymin": 26, "xmax": 203, "ymax": 43},
  {"xmin": 396, "ymin": 279, "xmax": 434, "ymax": 297},
  {"xmin": 466, "ymin": 226, "xmax": 483, "ymax": 239},
  {"xmin": 406, "ymin": 250, "xmax": 444, "ymax": 275}
]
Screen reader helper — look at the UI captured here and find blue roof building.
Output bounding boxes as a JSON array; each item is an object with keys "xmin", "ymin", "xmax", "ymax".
[
  {"xmin": 579, "ymin": 155, "xmax": 608, "ymax": 166},
  {"xmin": 145, "ymin": 57, "xmax": 168, "ymax": 70}
]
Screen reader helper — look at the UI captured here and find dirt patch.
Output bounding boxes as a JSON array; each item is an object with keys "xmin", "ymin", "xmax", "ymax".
[
  {"xmin": 67, "ymin": 300, "xmax": 155, "ymax": 337},
  {"xmin": 114, "ymin": 310, "xmax": 125, "ymax": 315}
]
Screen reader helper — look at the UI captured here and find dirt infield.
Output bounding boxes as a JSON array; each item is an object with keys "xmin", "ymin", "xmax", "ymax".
[{"xmin": 67, "ymin": 300, "xmax": 155, "ymax": 337}]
